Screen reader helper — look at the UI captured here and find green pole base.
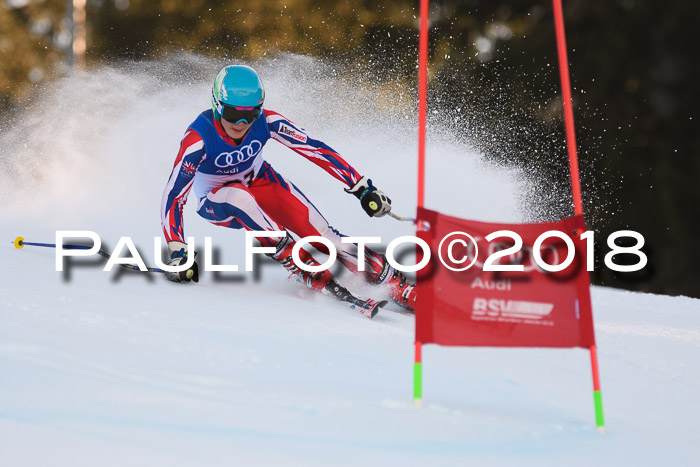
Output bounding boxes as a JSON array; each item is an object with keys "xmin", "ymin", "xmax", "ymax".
[
  {"xmin": 594, "ymin": 390, "xmax": 605, "ymax": 432},
  {"xmin": 413, "ymin": 362, "xmax": 422, "ymax": 403}
]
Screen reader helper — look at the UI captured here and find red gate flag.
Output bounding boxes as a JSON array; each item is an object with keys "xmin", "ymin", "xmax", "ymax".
[
  {"xmin": 415, "ymin": 207, "xmax": 595, "ymax": 348},
  {"xmin": 412, "ymin": 0, "xmax": 604, "ymax": 430}
]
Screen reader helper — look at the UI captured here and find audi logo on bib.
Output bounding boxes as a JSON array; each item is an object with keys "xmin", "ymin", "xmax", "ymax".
[{"xmin": 214, "ymin": 140, "xmax": 263, "ymax": 168}]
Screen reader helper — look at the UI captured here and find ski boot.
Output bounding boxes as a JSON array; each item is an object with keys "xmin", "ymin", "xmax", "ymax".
[
  {"xmin": 267, "ymin": 235, "xmax": 334, "ymax": 291},
  {"xmin": 371, "ymin": 256, "xmax": 417, "ymax": 312}
]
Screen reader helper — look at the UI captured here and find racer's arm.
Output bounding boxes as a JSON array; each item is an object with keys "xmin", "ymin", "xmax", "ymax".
[
  {"xmin": 265, "ymin": 110, "xmax": 392, "ymax": 217},
  {"xmin": 160, "ymin": 129, "xmax": 205, "ymax": 243},
  {"xmin": 265, "ymin": 109, "xmax": 361, "ymax": 188}
]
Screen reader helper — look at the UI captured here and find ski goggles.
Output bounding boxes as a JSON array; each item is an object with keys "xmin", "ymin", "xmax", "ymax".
[{"xmin": 221, "ymin": 104, "xmax": 262, "ymax": 124}]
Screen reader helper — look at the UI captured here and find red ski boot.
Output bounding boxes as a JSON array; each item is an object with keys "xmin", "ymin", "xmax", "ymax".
[
  {"xmin": 370, "ymin": 256, "xmax": 417, "ymax": 312},
  {"xmin": 268, "ymin": 236, "xmax": 334, "ymax": 291},
  {"xmin": 384, "ymin": 269, "xmax": 417, "ymax": 312}
]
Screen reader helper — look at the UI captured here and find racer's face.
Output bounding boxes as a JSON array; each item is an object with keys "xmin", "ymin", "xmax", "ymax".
[{"xmin": 221, "ymin": 118, "xmax": 253, "ymax": 140}]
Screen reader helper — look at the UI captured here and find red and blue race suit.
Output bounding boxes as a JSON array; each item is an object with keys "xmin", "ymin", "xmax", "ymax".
[{"xmin": 161, "ymin": 109, "xmax": 386, "ymax": 278}]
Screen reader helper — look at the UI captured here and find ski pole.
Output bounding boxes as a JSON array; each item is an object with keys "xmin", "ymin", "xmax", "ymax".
[
  {"xmin": 388, "ymin": 211, "xmax": 416, "ymax": 223},
  {"xmin": 12, "ymin": 236, "xmax": 165, "ymax": 273}
]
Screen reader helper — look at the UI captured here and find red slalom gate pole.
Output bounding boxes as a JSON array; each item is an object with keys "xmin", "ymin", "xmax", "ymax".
[
  {"xmin": 417, "ymin": 0, "xmax": 429, "ymax": 210},
  {"xmin": 552, "ymin": 0, "xmax": 584, "ymax": 217},
  {"xmin": 413, "ymin": 341, "xmax": 423, "ymax": 408},
  {"xmin": 552, "ymin": 0, "xmax": 605, "ymax": 432},
  {"xmin": 590, "ymin": 345, "xmax": 605, "ymax": 432},
  {"xmin": 413, "ymin": 0, "xmax": 429, "ymax": 409}
]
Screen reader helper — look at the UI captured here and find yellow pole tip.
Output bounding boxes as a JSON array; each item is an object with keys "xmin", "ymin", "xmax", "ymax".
[
  {"xmin": 14, "ymin": 237, "xmax": 24, "ymax": 249},
  {"xmin": 413, "ymin": 399, "xmax": 422, "ymax": 409},
  {"xmin": 598, "ymin": 426, "xmax": 606, "ymax": 434}
]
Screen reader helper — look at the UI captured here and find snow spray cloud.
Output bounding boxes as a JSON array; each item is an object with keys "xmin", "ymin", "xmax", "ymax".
[
  {"xmin": 0, "ymin": 54, "xmax": 216, "ymax": 226},
  {"xmin": 4, "ymin": 53, "xmax": 538, "ymax": 279},
  {"xmin": 0, "ymin": 53, "xmax": 526, "ymax": 223}
]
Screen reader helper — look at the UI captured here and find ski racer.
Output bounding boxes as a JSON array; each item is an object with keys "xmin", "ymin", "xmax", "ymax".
[{"xmin": 160, "ymin": 64, "xmax": 417, "ymax": 312}]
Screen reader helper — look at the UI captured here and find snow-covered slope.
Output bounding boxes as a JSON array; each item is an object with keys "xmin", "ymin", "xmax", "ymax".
[{"xmin": 1, "ymin": 57, "xmax": 699, "ymax": 466}]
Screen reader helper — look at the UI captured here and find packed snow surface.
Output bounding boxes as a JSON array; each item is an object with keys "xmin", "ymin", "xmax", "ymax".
[{"xmin": 1, "ymin": 57, "xmax": 698, "ymax": 466}]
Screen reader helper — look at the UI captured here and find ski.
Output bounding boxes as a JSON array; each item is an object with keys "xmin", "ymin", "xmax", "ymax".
[
  {"xmin": 322, "ymin": 280, "xmax": 387, "ymax": 319},
  {"xmin": 387, "ymin": 299, "xmax": 415, "ymax": 314}
]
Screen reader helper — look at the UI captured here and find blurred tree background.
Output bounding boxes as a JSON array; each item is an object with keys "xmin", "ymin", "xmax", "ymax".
[{"xmin": 1, "ymin": 0, "xmax": 698, "ymax": 297}]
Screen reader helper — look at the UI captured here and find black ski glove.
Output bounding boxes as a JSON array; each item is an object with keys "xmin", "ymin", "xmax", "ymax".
[
  {"xmin": 345, "ymin": 175, "xmax": 392, "ymax": 217},
  {"xmin": 165, "ymin": 241, "xmax": 199, "ymax": 283}
]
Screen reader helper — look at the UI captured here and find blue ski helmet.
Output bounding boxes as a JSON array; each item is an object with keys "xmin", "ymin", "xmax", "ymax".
[{"xmin": 211, "ymin": 64, "xmax": 265, "ymax": 122}]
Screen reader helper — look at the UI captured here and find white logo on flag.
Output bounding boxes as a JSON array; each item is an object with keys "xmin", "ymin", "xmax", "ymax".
[{"xmin": 472, "ymin": 298, "xmax": 554, "ymax": 324}]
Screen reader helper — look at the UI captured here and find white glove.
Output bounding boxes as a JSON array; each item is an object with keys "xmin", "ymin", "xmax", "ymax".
[
  {"xmin": 345, "ymin": 176, "xmax": 392, "ymax": 217},
  {"xmin": 165, "ymin": 241, "xmax": 199, "ymax": 283}
]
